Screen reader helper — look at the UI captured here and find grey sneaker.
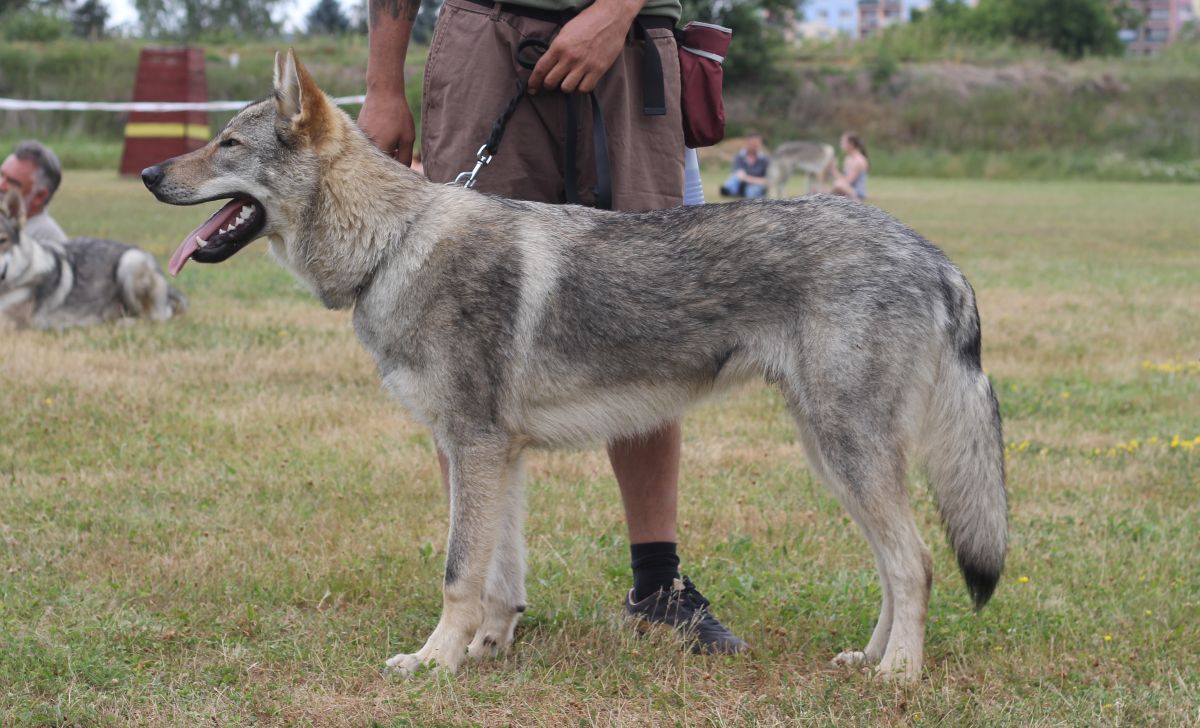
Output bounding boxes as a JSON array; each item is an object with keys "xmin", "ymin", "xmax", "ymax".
[{"xmin": 624, "ymin": 576, "xmax": 750, "ymax": 655}]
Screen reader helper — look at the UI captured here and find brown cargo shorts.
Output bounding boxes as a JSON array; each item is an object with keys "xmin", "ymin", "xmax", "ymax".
[{"xmin": 420, "ymin": 0, "xmax": 684, "ymax": 211}]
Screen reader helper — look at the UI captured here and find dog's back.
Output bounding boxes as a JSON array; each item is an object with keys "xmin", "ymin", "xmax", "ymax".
[{"xmin": 29, "ymin": 238, "xmax": 187, "ymax": 328}]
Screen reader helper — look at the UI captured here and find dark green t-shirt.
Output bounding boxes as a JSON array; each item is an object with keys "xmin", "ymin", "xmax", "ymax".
[{"xmin": 506, "ymin": 0, "xmax": 681, "ymax": 21}]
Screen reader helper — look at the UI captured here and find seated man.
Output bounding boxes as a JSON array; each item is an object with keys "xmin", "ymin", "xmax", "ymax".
[
  {"xmin": 1, "ymin": 140, "xmax": 67, "ymax": 245},
  {"xmin": 719, "ymin": 132, "xmax": 769, "ymax": 199}
]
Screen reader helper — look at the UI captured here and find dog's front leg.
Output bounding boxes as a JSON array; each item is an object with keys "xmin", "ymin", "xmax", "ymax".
[{"xmin": 385, "ymin": 435, "xmax": 515, "ymax": 677}]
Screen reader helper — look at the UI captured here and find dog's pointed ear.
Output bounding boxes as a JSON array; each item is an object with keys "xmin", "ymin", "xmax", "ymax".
[
  {"xmin": 2, "ymin": 188, "xmax": 25, "ymax": 227},
  {"xmin": 274, "ymin": 49, "xmax": 302, "ymax": 120},
  {"xmin": 274, "ymin": 48, "xmax": 332, "ymax": 142}
]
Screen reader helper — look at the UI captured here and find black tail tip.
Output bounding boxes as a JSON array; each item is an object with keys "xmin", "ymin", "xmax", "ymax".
[{"xmin": 959, "ymin": 559, "xmax": 1001, "ymax": 610}]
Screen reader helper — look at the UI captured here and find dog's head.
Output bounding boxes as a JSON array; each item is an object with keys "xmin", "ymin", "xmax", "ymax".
[
  {"xmin": 0, "ymin": 188, "xmax": 30, "ymax": 285},
  {"xmin": 142, "ymin": 49, "xmax": 339, "ymax": 276}
]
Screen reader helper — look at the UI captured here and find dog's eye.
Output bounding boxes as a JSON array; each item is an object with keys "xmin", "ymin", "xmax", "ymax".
[{"xmin": 219, "ymin": 138, "xmax": 241, "ymax": 148}]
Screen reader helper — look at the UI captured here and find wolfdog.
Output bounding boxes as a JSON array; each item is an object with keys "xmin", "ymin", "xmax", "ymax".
[
  {"xmin": 767, "ymin": 141, "xmax": 835, "ymax": 197},
  {"xmin": 142, "ymin": 50, "xmax": 1006, "ymax": 682},
  {"xmin": 0, "ymin": 190, "xmax": 186, "ymax": 329}
]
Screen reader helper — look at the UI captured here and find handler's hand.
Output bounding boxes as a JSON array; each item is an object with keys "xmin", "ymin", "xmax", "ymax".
[
  {"xmin": 528, "ymin": 0, "xmax": 643, "ymax": 95},
  {"xmin": 358, "ymin": 89, "xmax": 417, "ymax": 166}
]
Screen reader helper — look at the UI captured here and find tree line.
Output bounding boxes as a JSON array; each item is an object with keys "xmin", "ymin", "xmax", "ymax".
[{"xmin": 1, "ymin": 0, "xmax": 1149, "ymax": 64}]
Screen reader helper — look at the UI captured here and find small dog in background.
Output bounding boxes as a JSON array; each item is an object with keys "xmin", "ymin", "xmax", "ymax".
[
  {"xmin": 767, "ymin": 141, "xmax": 836, "ymax": 197},
  {"xmin": 0, "ymin": 189, "xmax": 186, "ymax": 329}
]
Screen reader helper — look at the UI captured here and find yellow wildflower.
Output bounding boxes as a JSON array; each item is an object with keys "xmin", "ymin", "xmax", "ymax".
[
  {"xmin": 1017, "ymin": 575, "xmax": 1029, "ymax": 584},
  {"xmin": 1103, "ymin": 634, "xmax": 1113, "ymax": 642}
]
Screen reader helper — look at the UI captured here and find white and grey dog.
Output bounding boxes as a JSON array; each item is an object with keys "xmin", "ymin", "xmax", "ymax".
[
  {"xmin": 0, "ymin": 190, "xmax": 186, "ymax": 329},
  {"xmin": 143, "ymin": 51, "xmax": 1007, "ymax": 682},
  {"xmin": 767, "ymin": 141, "xmax": 836, "ymax": 197}
]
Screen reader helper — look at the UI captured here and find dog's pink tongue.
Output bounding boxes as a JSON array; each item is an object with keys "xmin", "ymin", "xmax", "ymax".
[
  {"xmin": 168, "ymin": 199, "xmax": 244, "ymax": 276},
  {"xmin": 168, "ymin": 237, "xmax": 200, "ymax": 277}
]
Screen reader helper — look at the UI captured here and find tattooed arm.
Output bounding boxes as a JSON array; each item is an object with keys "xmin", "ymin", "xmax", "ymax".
[{"xmin": 359, "ymin": 0, "xmax": 421, "ymax": 165}]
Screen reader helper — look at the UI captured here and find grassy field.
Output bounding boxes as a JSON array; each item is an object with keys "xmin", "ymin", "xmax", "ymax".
[{"xmin": 1, "ymin": 171, "xmax": 1198, "ymax": 726}]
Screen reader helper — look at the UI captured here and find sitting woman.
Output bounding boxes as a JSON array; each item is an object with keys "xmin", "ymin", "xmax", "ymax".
[{"xmin": 831, "ymin": 132, "xmax": 869, "ymax": 202}]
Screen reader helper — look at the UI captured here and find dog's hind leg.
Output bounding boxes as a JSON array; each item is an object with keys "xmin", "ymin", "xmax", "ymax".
[
  {"xmin": 117, "ymin": 250, "xmax": 172, "ymax": 321},
  {"xmin": 385, "ymin": 434, "xmax": 517, "ymax": 677},
  {"xmin": 467, "ymin": 452, "xmax": 527, "ymax": 659},
  {"xmin": 786, "ymin": 390, "xmax": 931, "ymax": 683}
]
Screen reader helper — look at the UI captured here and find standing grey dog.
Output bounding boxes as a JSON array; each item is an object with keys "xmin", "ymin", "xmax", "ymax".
[
  {"xmin": 0, "ymin": 190, "xmax": 186, "ymax": 328},
  {"xmin": 143, "ymin": 50, "xmax": 1006, "ymax": 682},
  {"xmin": 767, "ymin": 141, "xmax": 836, "ymax": 196}
]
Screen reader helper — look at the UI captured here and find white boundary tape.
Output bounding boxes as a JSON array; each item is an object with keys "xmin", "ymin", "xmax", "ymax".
[{"xmin": 0, "ymin": 95, "xmax": 367, "ymax": 112}]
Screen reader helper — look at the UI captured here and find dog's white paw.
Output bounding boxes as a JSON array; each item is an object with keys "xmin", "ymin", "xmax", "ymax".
[
  {"xmin": 383, "ymin": 652, "xmax": 427, "ymax": 678},
  {"xmin": 831, "ymin": 650, "xmax": 870, "ymax": 669},
  {"xmin": 874, "ymin": 655, "xmax": 920, "ymax": 684}
]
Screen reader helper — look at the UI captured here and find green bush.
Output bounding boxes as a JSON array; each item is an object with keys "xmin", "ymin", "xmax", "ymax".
[
  {"xmin": 2, "ymin": 9, "xmax": 72, "ymax": 41},
  {"xmin": 899, "ymin": 0, "xmax": 1122, "ymax": 59}
]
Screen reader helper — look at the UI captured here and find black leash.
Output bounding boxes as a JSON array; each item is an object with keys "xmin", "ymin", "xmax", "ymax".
[{"xmin": 449, "ymin": 36, "xmax": 613, "ymax": 210}]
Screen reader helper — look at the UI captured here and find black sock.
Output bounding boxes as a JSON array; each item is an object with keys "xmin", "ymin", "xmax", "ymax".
[{"xmin": 630, "ymin": 541, "xmax": 680, "ymax": 602}]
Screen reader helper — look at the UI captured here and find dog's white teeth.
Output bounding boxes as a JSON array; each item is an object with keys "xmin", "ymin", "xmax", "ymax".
[
  {"xmin": 196, "ymin": 237, "xmax": 208, "ymax": 248},
  {"xmin": 219, "ymin": 226, "xmax": 229, "ymax": 234},
  {"xmin": 238, "ymin": 207, "xmax": 252, "ymax": 221}
]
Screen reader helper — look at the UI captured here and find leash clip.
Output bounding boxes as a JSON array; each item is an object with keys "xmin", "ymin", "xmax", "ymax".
[{"xmin": 448, "ymin": 145, "xmax": 493, "ymax": 189}]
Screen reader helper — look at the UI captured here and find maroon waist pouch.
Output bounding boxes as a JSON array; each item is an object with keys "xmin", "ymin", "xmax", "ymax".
[{"xmin": 676, "ymin": 21, "xmax": 732, "ymax": 148}]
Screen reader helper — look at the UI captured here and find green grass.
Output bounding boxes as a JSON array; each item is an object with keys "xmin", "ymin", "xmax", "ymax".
[{"xmin": 1, "ymin": 172, "xmax": 1198, "ymax": 725}]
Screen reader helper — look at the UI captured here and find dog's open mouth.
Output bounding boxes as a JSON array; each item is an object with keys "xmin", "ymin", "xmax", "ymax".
[{"xmin": 168, "ymin": 196, "xmax": 265, "ymax": 276}]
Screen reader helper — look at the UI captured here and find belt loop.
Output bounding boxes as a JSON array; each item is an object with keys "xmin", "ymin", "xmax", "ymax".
[{"xmin": 490, "ymin": 1, "xmax": 503, "ymax": 20}]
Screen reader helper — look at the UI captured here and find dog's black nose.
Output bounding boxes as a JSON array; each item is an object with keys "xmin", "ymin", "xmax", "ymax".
[{"xmin": 141, "ymin": 165, "xmax": 164, "ymax": 189}]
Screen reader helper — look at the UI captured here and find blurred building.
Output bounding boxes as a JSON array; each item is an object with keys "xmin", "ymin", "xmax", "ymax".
[
  {"xmin": 850, "ymin": 0, "xmax": 977, "ymax": 40},
  {"xmin": 1120, "ymin": 0, "xmax": 1196, "ymax": 54},
  {"xmin": 798, "ymin": 0, "xmax": 860, "ymax": 39}
]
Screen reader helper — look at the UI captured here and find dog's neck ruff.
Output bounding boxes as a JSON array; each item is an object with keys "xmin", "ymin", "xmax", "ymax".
[
  {"xmin": 3, "ymin": 235, "xmax": 66, "ymax": 302},
  {"xmin": 283, "ymin": 143, "xmax": 437, "ymax": 310}
]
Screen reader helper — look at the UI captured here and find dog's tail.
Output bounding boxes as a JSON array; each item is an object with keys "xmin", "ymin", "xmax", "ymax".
[{"xmin": 922, "ymin": 274, "xmax": 1007, "ymax": 610}]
